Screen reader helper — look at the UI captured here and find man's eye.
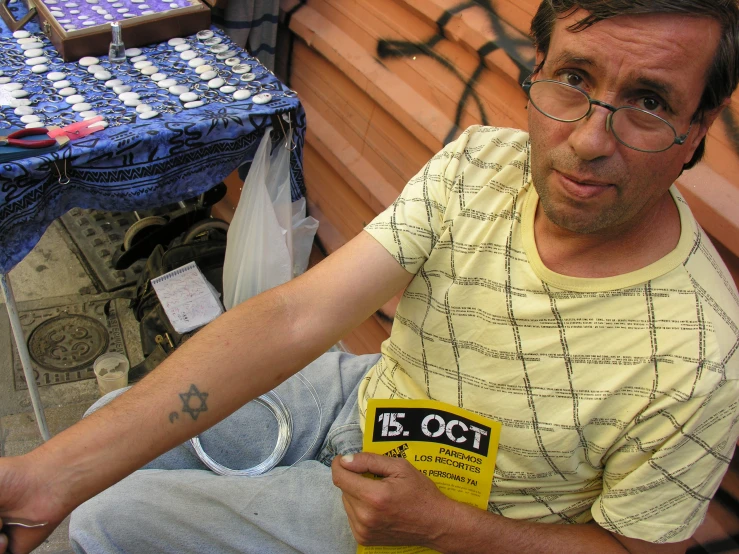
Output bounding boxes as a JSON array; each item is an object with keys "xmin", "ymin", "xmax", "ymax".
[
  {"xmin": 640, "ymin": 97, "xmax": 663, "ymax": 112},
  {"xmin": 560, "ymin": 72, "xmax": 583, "ymax": 87}
]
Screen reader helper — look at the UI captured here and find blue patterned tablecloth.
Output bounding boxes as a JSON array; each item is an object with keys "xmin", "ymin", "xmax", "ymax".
[{"xmin": 0, "ymin": 1, "xmax": 305, "ymax": 273}]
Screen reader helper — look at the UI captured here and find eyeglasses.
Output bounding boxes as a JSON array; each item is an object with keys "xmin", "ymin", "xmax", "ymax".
[{"xmin": 522, "ymin": 79, "xmax": 693, "ymax": 153}]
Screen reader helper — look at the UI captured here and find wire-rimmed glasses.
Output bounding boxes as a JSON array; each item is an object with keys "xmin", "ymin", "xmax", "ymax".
[{"xmin": 522, "ymin": 79, "xmax": 693, "ymax": 153}]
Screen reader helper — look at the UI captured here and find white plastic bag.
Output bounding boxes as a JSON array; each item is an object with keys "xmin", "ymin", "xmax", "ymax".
[{"xmin": 222, "ymin": 127, "xmax": 318, "ymax": 310}]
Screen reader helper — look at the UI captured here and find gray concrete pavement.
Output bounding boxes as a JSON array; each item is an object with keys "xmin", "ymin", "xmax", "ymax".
[{"xmin": 1, "ymin": 221, "xmax": 142, "ymax": 554}]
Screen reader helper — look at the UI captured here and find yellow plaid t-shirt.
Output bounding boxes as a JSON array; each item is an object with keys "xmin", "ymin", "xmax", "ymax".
[{"xmin": 360, "ymin": 126, "xmax": 739, "ymax": 543}]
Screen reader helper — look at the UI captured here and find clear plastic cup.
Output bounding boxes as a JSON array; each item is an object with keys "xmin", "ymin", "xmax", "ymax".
[{"xmin": 93, "ymin": 352, "xmax": 130, "ymax": 396}]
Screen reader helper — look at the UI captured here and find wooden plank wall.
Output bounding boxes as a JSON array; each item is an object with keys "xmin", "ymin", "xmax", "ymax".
[{"xmin": 264, "ymin": 0, "xmax": 739, "ymax": 549}]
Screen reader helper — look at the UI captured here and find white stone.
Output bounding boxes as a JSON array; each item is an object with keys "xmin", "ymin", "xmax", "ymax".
[
  {"xmin": 104, "ymin": 15, "xmax": 113, "ymax": 19},
  {"xmin": 11, "ymin": 90, "xmax": 29, "ymax": 98},
  {"xmin": 1, "ymin": 83, "xmax": 22, "ymax": 91},
  {"xmin": 0, "ymin": 77, "xmax": 9, "ymax": 84},
  {"xmin": 20, "ymin": 114, "xmax": 41, "ymax": 124},
  {"xmin": 175, "ymin": 44, "xmax": 190, "ymax": 52},
  {"xmin": 216, "ymin": 50, "xmax": 237, "ymax": 60},
  {"xmin": 252, "ymin": 92, "xmax": 272, "ymax": 104},
  {"xmin": 20, "ymin": 41, "xmax": 43, "ymax": 50},
  {"xmin": 116, "ymin": 7, "xmax": 128, "ymax": 12},
  {"xmin": 179, "ymin": 50, "xmax": 197, "ymax": 61},
  {"xmin": 59, "ymin": 87, "xmax": 77, "ymax": 96},
  {"xmin": 139, "ymin": 110, "xmax": 160, "ymax": 119},
  {"xmin": 239, "ymin": 72, "xmax": 256, "ymax": 82},
  {"xmin": 26, "ymin": 56, "xmax": 49, "ymax": 65},
  {"xmin": 196, "ymin": 30, "xmax": 213, "ymax": 40},
  {"xmin": 53, "ymin": 80, "xmax": 72, "ymax": 88},
  {"xmin": 87, "ymin": 64, "xmax": 103, "ymax": 74},
  {"xmin": 233, "ymin": 89, "xmax": 251, "ymax": 100},
  {"xmin": 220, "ymin": 85, "xmax": 236, "ymax": 94},
  {"xmin": 151, "ymin": 73, "xmax": 167, "ymax": 81},
  {"xmin": 118, "ymin": 91, "xmax": 140, "ymax": 100},
  {"xmin": 49, "ymin": 71, "xmax": 67, "ymax": 80},
  {"xmin": 158, "ymin": 78, "xmax": 177, "ymax": 88},
  {"xmin": 80, "ymin": 110, "xmax": 97, "ymax": 118},
  {"xmin": 130, "ymin": 55, "xmax": 147, "ymax": 62},
  {"xmin": 32, "ymin": 64, "xmax": 49, "ymax": 74},
  {"xmin": 187, "ymin": 58, "xmax": 205, "ymax": 68},
  {"xmin": 168, "ymin": 85, "xmax": 189, "ymax": 95},
  {"xmin": 14, "ymin": 106, "xmax": 34, "ymax": 115},
  {"xmin": 224, "ymin": 57, "xmax": 240, "ymax": 67},
  {"xmin": 66, "ymin": 94, "xmax": 85, "ymax": 104},
  {"xmin": 134, "ymin": 60, "xmax": 152, "ymax": 69},
  {"xmin": 195, "ymin": 65, "xmax": 213, "ymax": 74},
  {"xmin": 82, "ymin": 20, "xmax": 97, "ymax": 26},
  {"xmin": 17, "ymin": 37, "xmax": 38, "ymax": 44},
  {"xmin": 105, "ymin": 79, "xmax": 123, "ymax": 88},
  {"xmin": 179, "ymin": 92, "xmax": 198, "ymax": 102},
  {"xmin": 200, "ymin": 71, "xmax": 217, "ymax": 80},
  {"xmin": 89, "ymin": 120, "xmax": 109, "ymax": 129},
  {"xmin": 135, "ymin": 103, "xmax": 153, "ymax": 113},
  {"xmin": 141, "ymin": 66, "xmax": 158, "ymax": 76},
  {"xmin": 72, "ymin": 102, "xmax": 93, "ymax": 112},
  {"xmin": 25, "ymin": 122, "xmax": 45, "ymax": 129},
  {"xmin": 13, "ymin": 99, "xmax": 31, "ymax": 106},
  {"xmin": 141, "ymin": 10, "xmax": 154, "ymax": 14},
  {"xmin": 23, "ymin": 48, "xmax": 44, "ymax": 57},
  {"xmin": 183, "ymin": 100, "xmax": 204, "ymax": 109},
  {"xmin": 125, "ymin": 48, "xmax": 142, "ymax": 56},
  {"xmin": 113, "ymin": 85, "xmax": 132, "ymax": 94},
  {"xmin": 207, "ymin": 77, "xmax": 224, "ymax": 89},
  {"xmin": 124, "ymin": 98, "xmax": 141, "ymax": 107},
  {"xmin": 13, "ymin": 30, "xmax": 30, "ymax": 38},
  {"xmin": 168, "ymin": 37, "xmax": 185, "ymax": 46},
  {"xmin": 79, "ymin": 56, "xmax": 99, "ymax": 66},
  {"xmin": 94, "ymin": 70, "xmax": 112, "ymax": 80}
]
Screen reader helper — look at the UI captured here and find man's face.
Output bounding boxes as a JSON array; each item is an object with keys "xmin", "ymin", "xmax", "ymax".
[{"xmin": 528, "ymin": 11, "xmax": 721, "ymax": 236}]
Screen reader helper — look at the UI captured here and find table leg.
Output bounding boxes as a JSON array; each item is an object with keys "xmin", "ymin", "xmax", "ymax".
[{"xmin": 0, "ymin": 273, "xmax": 50, "ymax": 441}]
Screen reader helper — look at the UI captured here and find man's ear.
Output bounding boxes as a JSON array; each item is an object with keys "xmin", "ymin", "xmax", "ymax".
[{"xmin": 684, "ymin": 98, "xmax": 731, "ymax": 165}]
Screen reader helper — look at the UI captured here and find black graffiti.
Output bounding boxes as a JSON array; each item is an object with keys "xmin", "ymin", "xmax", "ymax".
[{"xmin": 377, "ymin": 0, "xmax": 535, "ymax": 144}]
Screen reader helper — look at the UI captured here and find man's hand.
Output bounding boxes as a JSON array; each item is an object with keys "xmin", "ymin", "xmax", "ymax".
[
  {"xmin": 0, "ymin": 455, "xmax": 67, "ymax": 554},
  {"xmin": 331, "ymin": 452, "xmax": 454, "ymax": 548}
]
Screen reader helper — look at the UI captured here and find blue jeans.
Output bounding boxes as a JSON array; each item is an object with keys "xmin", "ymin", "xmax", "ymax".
[{"xmin": 69, "ymin": 352, "xmax": 380, "ymax": 554}]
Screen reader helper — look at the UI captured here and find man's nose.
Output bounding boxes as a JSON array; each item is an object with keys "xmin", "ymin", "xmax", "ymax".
[{"xmin": 567, "ymin": 106, "xmax": 618, "ymax": 161}]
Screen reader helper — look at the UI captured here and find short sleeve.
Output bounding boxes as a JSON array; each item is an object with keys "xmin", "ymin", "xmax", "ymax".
[
  {"xmin": 364, "ymin": 126, "xmax": 481, "ymax": 274},
  {"xmin": 592, "ymin": 378, "xmax": 739, "ymax": 543}
]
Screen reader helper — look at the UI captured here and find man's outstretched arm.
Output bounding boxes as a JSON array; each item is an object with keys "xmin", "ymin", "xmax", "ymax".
[{"xmin": 0, "ymin": 231, "xmax": 414, "ymax": 554}]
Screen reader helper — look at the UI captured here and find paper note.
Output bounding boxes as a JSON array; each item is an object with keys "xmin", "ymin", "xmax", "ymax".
[
  {"xmin": 358, "ymin": 399, "xmax": 502, "ymax": 554},
  {"xmin": 150, "ymin": 261, "xmax": 224, "ymax": 334}
]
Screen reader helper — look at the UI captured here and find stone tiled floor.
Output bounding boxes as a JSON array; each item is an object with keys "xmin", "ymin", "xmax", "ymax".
[{"xmin": 0, "ymin": 221, "xmax": 138, "ymax": 553}]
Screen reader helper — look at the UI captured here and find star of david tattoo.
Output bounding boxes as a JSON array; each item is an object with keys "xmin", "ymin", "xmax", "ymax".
[{"xmin": 177, "ymin": 384, "xmax": 209, "ymax": 421}]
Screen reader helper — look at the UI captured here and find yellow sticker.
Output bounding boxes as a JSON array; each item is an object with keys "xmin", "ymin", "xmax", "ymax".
[{"xmin": 357, "ymin": 399, "xmax": 502, "ymax": 554}]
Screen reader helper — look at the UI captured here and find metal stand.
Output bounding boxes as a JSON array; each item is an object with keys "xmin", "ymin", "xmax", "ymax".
[{"xmin": 1, "ymin": 272, "xmax": 50, "ymax": 441}]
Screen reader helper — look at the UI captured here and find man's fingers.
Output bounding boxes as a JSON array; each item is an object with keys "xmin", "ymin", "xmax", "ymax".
[
  {"xmin": 338, "ymin": 452, "xmax": 409, "ymax": 477},
  {"xmin": 0, "ymin": 531, "xmax": 7, "ymax": 554}
]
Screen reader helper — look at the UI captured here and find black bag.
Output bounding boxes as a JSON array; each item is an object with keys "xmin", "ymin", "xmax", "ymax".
[{"xmin": 128, "ymin": 221, "xmax": 228, "ymax": 381}]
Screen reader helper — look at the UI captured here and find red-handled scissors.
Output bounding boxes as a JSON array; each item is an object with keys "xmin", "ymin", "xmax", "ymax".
[{"xmin": 0, "ymin": 128, "xmax": 57, "ymax": 148}]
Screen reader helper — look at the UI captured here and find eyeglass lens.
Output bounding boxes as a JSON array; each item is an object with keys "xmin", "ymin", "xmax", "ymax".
[{"xmin": 528, "ymin": 81, "xmax": 677, "ymax": 152}]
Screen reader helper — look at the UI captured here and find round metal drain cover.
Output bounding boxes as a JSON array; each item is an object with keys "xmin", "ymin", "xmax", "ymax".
[{"xmin": 28, "ymin": 314, "xmax": 109, "ymax": 372}]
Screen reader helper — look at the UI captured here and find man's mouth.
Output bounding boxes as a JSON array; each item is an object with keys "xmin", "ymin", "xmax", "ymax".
[{"xmin": 554, "ymin": 170, "xmax": 613, "ymax": 200}]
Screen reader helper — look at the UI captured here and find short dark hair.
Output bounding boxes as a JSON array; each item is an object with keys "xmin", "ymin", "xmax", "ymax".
[{"xmin": 530, "ymin": 0, "xmax": 739, "ymax": 169}]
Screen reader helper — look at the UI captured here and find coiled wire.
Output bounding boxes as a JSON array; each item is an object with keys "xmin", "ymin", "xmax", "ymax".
[{"xmin": 190, "ymin": 373, "xmax": 322, "ymax": 476}]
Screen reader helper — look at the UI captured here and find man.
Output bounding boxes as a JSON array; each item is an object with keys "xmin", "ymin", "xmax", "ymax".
[{"xmin": 1, "ymin": 1, "xmax": 738, "ymax": 552}]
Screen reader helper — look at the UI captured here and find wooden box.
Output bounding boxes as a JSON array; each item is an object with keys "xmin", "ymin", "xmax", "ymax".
[{"xmin": 1, "ymin": 0, "xmax": 211, "ymax": 62}]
